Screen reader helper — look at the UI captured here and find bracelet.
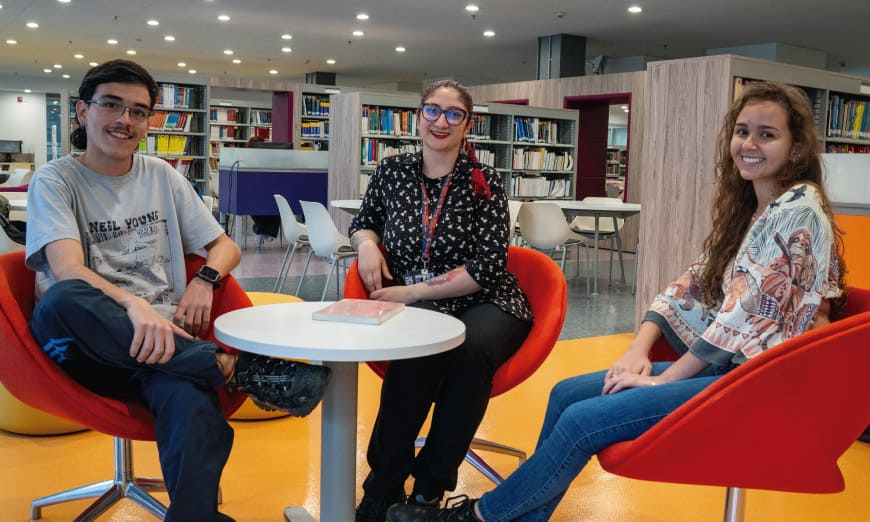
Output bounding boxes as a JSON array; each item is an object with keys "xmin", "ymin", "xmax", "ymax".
[{"xmin": 650, "ymin": 378, "xmax": 657, "ymax": 386}]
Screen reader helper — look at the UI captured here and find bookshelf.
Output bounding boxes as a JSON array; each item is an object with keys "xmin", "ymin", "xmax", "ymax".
[
  {"xmin": 207, "ymin": 102, "xmax": 272, "ymax": 188},
  {"xmin": 300, "ymin": 91, "xmax": 331, "ymax": 150},
  {"xmin": 136, "ymin": 79, "xmax": 209, "ymax": 194},
  {"xmin": 329, "ymin": 91, "xmax": 578, "ymax": 231},
  {"xmin": 605, "ymin": 145, "xmax": 626, "ymax": 198}
]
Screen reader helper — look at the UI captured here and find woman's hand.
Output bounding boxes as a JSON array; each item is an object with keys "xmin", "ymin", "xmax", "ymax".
[
  {"xmin": 606, "ymin": 348, "xmax": 653, "ymax": 381},
  {"xmin": 602, "ymin": 373, "xmax": 659, "ymax": 395},
  {"xmin": 370, "ymin": 284, "xmax": 420, "ymax": 304},
  {"xmin": 356, "ymin": 237, "xmax": 392, "ymax": 293}
]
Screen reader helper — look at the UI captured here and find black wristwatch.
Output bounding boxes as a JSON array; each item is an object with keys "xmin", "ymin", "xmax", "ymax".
[{"xmin": 195, "ymin": 265, "xmax": 222, "ymax": 288}]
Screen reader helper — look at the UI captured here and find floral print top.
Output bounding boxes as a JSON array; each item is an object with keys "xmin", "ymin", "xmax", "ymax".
[
  {"xmin": 350, "ymin": 151, "xmax": 533, "ymax": 322},
  {"xmin": 644, "ymin": 183, "xmax": 842, "ymax": 367}
]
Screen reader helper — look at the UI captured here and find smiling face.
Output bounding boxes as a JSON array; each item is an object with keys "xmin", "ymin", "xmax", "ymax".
[
  {"xmin": 75, "ymin": 82, "xmax": 152, "ymax": 175},
  {"xmin": 730, "ymin": 100, "xmax": 796, "ymax": 197},
  {"xmin": 418, "ymin": 86, "xmax": 472, "ymax": 156}
]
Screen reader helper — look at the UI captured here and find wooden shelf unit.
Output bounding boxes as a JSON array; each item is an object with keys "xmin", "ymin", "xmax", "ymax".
[{"xmin": 207, "ymin": 102, "xmax": 272, "ymax": 183}]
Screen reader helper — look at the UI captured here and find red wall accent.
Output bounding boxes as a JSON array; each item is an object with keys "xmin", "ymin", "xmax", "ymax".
[
  {"xmin": 575, "ymin": 103, "xmax": 609, "ymax": 199},
  {"xmin": 271, "ymin": 91, "xmax": 293, "ymax": 144}
]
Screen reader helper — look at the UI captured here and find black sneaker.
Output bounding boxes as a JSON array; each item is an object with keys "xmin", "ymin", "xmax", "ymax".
[
  {"xmin": 228, "ymin": 354, "xmax": 330, "ymax": 417},
  {"xmin": 387, "ymin": 495, "xmax": 479, "ymax": 522},
  {"xmin": 356, "ymin": 490, "xmax": 407, "ymax": 522}
]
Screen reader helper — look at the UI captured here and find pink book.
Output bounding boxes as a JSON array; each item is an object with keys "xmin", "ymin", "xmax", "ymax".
[{"xmin": 312, "ymin": 299, "xmax": 405, "ymax": 325}]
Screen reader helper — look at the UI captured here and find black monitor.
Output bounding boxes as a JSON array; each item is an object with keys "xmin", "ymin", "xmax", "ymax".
[
  {"xmin": 249, "ymin": 141, "xmax": 293, "ymax": 150},
  {"xmin": 0, "ymin": 140, "xmax": 22, "ymax": 163}
]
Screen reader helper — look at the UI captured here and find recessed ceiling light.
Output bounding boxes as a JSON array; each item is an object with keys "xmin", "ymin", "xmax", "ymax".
[
  {"xmin": 57, "ymin": 0, "xmax": 71, "ymax": 3},
  {"xmin": 107, "ymin": 38, "xmax": 118, "ymax": 45},
  {"xmin": 74, "ymin": 53, "xmax": 83, "ymax": 59},
  {"xmin": 281, "ymin": 34, "xmax": 292, "ymax": 40},
  {"xmin": 126, "ymin": 49, "xmax": 136, "ymax": 55},
  {"xmin": 26, "ymin": 22, "xmax": 39, "ymax": 29},
  {"xmin": 5, "ymin": 39, "xmax": 17, "ymax": 45},
  {"xmin": 53, "ymin": 64, "xmax": 62, "ymax": 69},
  {"xmin": 281, "ymin": 47, "xmax": 292, "ymax": 53},
  {"xmin": 147, "ymin": 19, "xmax": 159, "ymax": 26},
  {"xmin": 326, "ymin": 59, "xmax": 336, "ymax": 65},
  {"xmin": 628, "ymin": 6, "xmax": 642, "ymax": 14},
  {"xmin": 164, "ymin": 35, "xmax": 175, "ymax": 42},
  {"xmin": 356, "ymin": 13, "xmax": 369, "ymax": 21},
  {"xmin": 232, "ymin": 58, "xmax": 241, "ymax": 64},
  {"xmin": 269, "ymin": 69, "xmax": 279, "ymax": 75},
  {"xmin": 620, "ymin": 105, "xmax": 628, "ymax": 110},
  {"xmin": 188, "ymin": 69, "xmax": 197, "ymax": 74},
  {"xmin": 465, "ymin": 4, "xmax": 479, "ymax": 12},
  {"xmin": 24, "ymin": 89, "xmax": 32, "ymax": 93},
  {"xmin": 177, "ymin": 62, "xmax": 186, "ymax": 67},
  {"xmin": 43, "ymin": 68, "xmax": 52, "ymax": 73},
  {"xmin": 395, "ymin": 46, "xmax": 406, "ymax": 53},
  {"xmin": 223, "ymin": 49, "xmax": 233, "ymax": 55},
  {"xmin": 483, "ymin": 30, "xmax": 495, "ymax": 37},
  {"xmin": 217, "ymin": 14, "xmax": 230, "ymax": 22},
  {"xmin": 89, "ymin": 61, "xmax": 98, "ymax": 66},
  {"xmin": 353, "ymin": 30, "xmax": 364, "ymax": 36},
  {"xmin": 62, "ymin": 74, "xmax": 70, "ymax": 78}
]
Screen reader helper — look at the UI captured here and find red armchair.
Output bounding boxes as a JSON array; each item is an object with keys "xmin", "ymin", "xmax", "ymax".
[
  {"xmin": 598, "ymin": 287, "xmax": 870, "ymax": 522},
  {"xmin": 344, "ymin": 245, "xmax": 568, "ymax": 483},
  {"xmin": 0, "ymin": 251, "xmax": 250, "ymax": 520}
]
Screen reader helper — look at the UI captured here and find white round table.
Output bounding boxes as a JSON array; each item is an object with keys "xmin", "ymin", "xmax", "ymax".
[
  {"xmin": 330, "ymin": 199, "xmax": 362, "ymax": 215},
  {"xmin": 214, "ymin": 301, "xmax": 465, "ymax": 522}
]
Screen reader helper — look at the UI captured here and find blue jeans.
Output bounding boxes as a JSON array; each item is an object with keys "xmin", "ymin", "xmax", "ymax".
[
  {"xmin": 477, "ymin": 362, "xmax": 728, "ymax": 522},
  {"xmin": 30, "ymin": 279, "xmax": 235, "ymax": 522}
]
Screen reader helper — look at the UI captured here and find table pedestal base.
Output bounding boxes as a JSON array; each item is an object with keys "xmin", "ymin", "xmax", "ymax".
[{"xmin": 284, "ymin": 506, "xmax": 317, "ymax": 522}]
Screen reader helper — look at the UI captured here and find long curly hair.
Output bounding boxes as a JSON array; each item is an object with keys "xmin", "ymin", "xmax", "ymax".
[{"xmin": 698, "ymin": 81, "xmax": 846, "ymax": 312}]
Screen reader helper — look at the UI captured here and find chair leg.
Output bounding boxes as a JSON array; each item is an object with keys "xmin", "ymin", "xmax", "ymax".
[
  {"xmin": 295, "ymin": 250, "xmax": 315, "ymax": 296},
  {"xmin": 273, "ymin": 243, "xmax": 294, "ymax": 292},
  {"xmin": 31, "ymin": 437, "xmax": 167, "ymax": 521},
  {"xmin": 413, "ymin": 436, "xmax": 527, "ymax": 487},
  {"xmin": 723, "ymin": 487, "xmax": 745, "ymax": 522},
  {"xmin": 321, "ymin": 257, "xmax": 339, "ymax": 301},
  {"xmin": 631, "ymin": 241, "xmax": 639, "ymax": 296}
]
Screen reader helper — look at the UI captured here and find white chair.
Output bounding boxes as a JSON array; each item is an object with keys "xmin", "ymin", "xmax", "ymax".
[
  {"xmin": 517, "ymin": 201, "xmax": 589, "ymax": 295},
  {"xmin": 507, "ymin": 199, "xmax": 523, "ymax": 245},
  {"xmin": 569, "ymin": 196, "xmax": 626, "ymax": 286},
  {"xmin": 273, "ymin": 194, "xmax": 310, "ymax": 294},
  {"xmin": 298, "ymin": 201, "xmax": 357, "ymax": 301},
  {"xmin": 0, "ymin": 169, "xmax": 31, "ymax": 188}
]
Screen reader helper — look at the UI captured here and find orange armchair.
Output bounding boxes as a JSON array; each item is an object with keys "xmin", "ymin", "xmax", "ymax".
[
  {"xmin": 344, "ymin": 245, "xmax": 568, "ymax": 483},
  {"xmin": 0, "ymin": 251, "xmax": 250, "ymax": 520},
  {"xmin": 598, "ymin": 287, "xmax": 870, "ymax": 522}
]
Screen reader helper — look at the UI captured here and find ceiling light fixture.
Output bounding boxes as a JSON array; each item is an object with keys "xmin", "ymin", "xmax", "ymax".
[
  {"xmin": 223, "ymin": 49, "xmax": 234, "ymax": 55},
  {"xmin": 269, "ymin": 69, "xmax": 279, "ymax": 75},
  {"xmin": 281, "ymin": 34, "xmax": 292, "ymax": 40},
  {"xmin": 26, "ymin": 22, "xmax": 39, "ymax": 29},
  {"xmin": 232, "ymin": 58, "xmax": 241, "ymax": 64},
  {"xmin": 628, "ymin": 6, "xmax": 642, "ymax": 14},
  {"xmin": 326, "ymin": 59, "xmax": 336, "ymax": 65},
  {"xmin": 281, "ymin": 47, "xmax": 292, "ymax": 53},
  {"xmin": 43, "ymin": 68, "xmax": 51, "ymax": 73},
  {"xmin": 53, "ymin": 64, "xmax": 62, "ymax": 68},
  {"xmin": 89, "ymin": 61, "xmax": 97, "ymax": 66},
  {"xmin": 57, "ymin": 0, "xmax": 71, "ymax": 3},
  {"xmin": 6, "ymin": 39, "xmax": 17, "ymax": 45},
  {"xmin": 395, "ymin": 46, "xmax": 406, "ymax": 53},
  {"xmin": 107, "ymin": 38, "xmax": 118, "ymax": 45},
  {"xmin": 465, "ymin": 5, "xmax": 479, "ymax": 12},
  {"xmin": 126, "ymin": 49, "xmax": 136, "ymax": 55},
  {"xmin": 177, "ymin": 62, "xmax": 186, "ymax": 67},
  {"xmin": 483, "ymin": 30, "xmax": 495, "ymax": 37},
  {"xmin": 356, "ymin": 13, "xmax": 369, "ymax": 21},
  {"xmin": 188, "ymin": 69, "xmax": 197, "ymax": 74},
  {"xmin": 147, "ymin": 19, "xmax": 159, "ymax": 26},
  {"xmin": 25, "ymin": 89, "xmax": 32, "ymax": 93},
  {"xmin": 353, "ymin": 30, "xmax": 364, "ymax": 36},
  {"xmin": 62, "ymin": 74, "xmax": 70, "ymax": 78},
  {"xmin": 164, "ymin": 35, "xmax": 175, "ymax": 41},
  {"xmin": 217, "ymin": 14, "xmax": 230, "ymax": 22},
  {"xmin": 74, "ymin": 53, "xmax": 83, "ymax": 59}
]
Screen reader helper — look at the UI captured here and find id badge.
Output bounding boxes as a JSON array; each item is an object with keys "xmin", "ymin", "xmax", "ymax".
[{"xmin": 403, "ymin": 268, "xmax": 434, "ymax": 285}]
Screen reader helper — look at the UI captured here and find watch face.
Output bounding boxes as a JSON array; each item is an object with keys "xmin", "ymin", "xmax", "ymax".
[{"xmin": 198, "ymin": 265, "xmax": 220, "ymax": 283}]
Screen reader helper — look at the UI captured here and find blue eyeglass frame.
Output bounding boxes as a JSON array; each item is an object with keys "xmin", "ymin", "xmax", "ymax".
[{"xmin": 419, "ymin": 103, "xmax": 469, "ymax": 126}]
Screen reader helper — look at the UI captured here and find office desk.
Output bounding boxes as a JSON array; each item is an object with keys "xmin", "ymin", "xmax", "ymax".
[
  {"xmin": 214, "ymin": 301, "xmax": 465, "ymax": 522},
  {"xmin": 553, "ymin": 201, "xmax": 641, "ymax": 296}
]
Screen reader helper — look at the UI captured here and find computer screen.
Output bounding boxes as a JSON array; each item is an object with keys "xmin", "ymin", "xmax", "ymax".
[
  {"xmin": 248, "ymin": 141, "xmax": 293, "ymax": 150},
  {"xmin": 0, "ymin": 140, "xmax": 22, "ymax": 154}
]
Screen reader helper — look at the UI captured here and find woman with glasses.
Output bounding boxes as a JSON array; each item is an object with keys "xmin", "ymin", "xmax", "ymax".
[{"xmin": 350, "ymin": 80, "xmax": 533, "ymax": 521}]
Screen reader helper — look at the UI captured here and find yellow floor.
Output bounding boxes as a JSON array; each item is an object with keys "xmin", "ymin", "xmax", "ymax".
[{"xmin": 1, "ymin": 333, "xmax": 868, "ymax": 521}]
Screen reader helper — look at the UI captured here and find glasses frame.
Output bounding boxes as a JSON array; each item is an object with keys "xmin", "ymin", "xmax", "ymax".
[
  {"xmin": 85, "ymin": 98, "xmax": 154, "ymax": 123},
  {"xmin": 419, "ymin": 103, "xmax": 469, "ymax": 126}
]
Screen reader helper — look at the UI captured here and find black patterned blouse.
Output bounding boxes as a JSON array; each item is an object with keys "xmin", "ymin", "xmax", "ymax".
[{"xmin": 349, "ymin": 151, "xmax": 533, "ymax": 322}]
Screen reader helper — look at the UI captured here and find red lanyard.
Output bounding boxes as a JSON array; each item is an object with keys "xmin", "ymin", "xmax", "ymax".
[{"xmin": 420, "ymin": 172, "xmax": 453, "ymax": 263}]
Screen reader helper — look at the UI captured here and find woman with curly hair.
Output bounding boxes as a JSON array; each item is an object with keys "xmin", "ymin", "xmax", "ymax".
[{"xmin": 388, "ymin": 81, "xmax": 846, "ymax": 522}]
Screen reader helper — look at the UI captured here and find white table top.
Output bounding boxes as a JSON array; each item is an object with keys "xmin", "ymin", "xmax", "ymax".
[
  {"xmin": 214, "ymin": 301, "xmax": 466, "ymax": 362},
  {"xmin": 552, "ymin": 200, "xmax": 641, "ymax": 216},
  {"xmin": 8, "ymin": 199, "xmax": 26, "ymax": 211},
  {"xmin": 330, "ymin": 199, "xmax": 362, "ymax": 214}
]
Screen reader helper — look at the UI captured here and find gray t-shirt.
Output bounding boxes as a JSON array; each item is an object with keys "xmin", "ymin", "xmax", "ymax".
[{"xmin": 25, "ymin": 154, "xmax": 224, "ymax": 313}]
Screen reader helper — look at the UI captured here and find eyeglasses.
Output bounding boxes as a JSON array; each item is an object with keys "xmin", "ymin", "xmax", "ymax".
[
  {"xmin": 419, "ymin": 103, "xmax": 468, "ymax": 126},
  {"xmin": 85, "ymin": 98, "xmax": 153, "ymax": 123}
]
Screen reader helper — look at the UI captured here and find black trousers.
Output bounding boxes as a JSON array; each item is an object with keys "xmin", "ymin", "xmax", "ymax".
[{"xmin": 363, "ymin": 301, "xmax": 532, "ymax": 500}]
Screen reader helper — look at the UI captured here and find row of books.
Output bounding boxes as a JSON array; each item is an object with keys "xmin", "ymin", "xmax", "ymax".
[
  {"xmin": 470, "ymin": 146, "xmax": 496, "ymax": 167},
  {"xmin": 826, "ymin": 143, "xmax": 870, "ymax": 153},
  {"xmin": 138, "ymin": 134, "xmax": 192, "ymax": 156},
  {"xmin": 155, "ymin": 84, "xmax": 196, "ymax": 109},
  {"xmin": 250, "ymin": 110, "xmax": 272, "ymax": 125},
  {"xmin": 302, "ymin": 121, "xmax": 329, "ymax": 139},
  {"xmin": 468, "ymin": 114, "xmax": 494, "ymax": 140},
  {"xmin": 164, "ymin": 157, "xmax": 194, "ymax": 177},
  {"xmin": 512, "ymin": 148, "xmax": 574, "ymax": 171},
  {"xmin": 209, "ymin": 126, "xmax": 242, "ymax": 140},
  {"xmin": 250, "ymin": 127, "xmax": 272, "ymax": 140},
  {"xmin": 361, "ymin": 138, "xmax": 420, "ymax": 165},
  {"xmin": 210, "ymin": 108, "xmax": 241, "ymax": 123},
  {"xmin": 514, "ymin": 117, "xmax": 566, "ymax": 144},
  {"xmin": 149, "ymin": 111, "xmax": 194, "ymax": 132},
  {"xmin": 827, "ymin": 95, "xmax": 870, "ymax": 140},
  {"xmin": 361, "ymin": 106, "xmax": 418, "ymax": 137},
  {"xmin": 507, "ymin": 175, "xmax": 572, "ymax": 198},
  {"xmin": 302, "ymin": 95, "xmax": 330, "ymax": 117}
]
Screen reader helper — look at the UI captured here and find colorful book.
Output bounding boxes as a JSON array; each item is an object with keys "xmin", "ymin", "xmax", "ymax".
[{"xmin": 312, "ymin": 299, "xmax": 405, "ymax": 325}]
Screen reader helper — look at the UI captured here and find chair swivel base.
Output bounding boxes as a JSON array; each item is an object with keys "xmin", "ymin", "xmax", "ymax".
[
  {"xmin": 31, "ymin": 437, "xmax": 167, "ymax": 521},
  {"xmin": 415, "ymin": 436, "xmax": 527, "ymax": 486}
]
